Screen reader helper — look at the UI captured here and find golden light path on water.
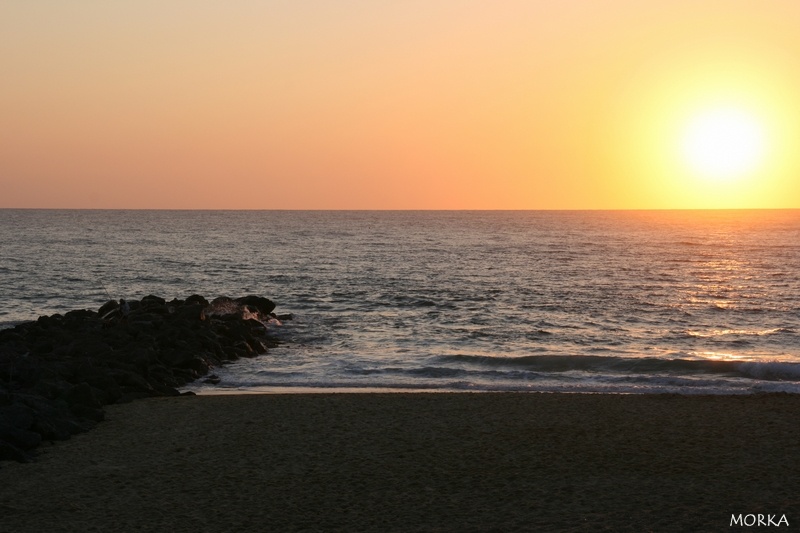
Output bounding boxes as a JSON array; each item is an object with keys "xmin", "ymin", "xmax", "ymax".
[{"xmin": 677, "ymin": 225, "xmax": 795, "ymax": 362}]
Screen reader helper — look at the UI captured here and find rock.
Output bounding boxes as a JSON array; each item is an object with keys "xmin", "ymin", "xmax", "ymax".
[
  {"xmin": 175, "ymin": 304, "xmax": 203, "ymax": 321},
  {"xmin": 69, "ymin": 404, "xmax": 105, "ymax": 423},
  {"xmin": 0, "ymin": 440, "xmax": 33, "ymax": 462},
  {"xmin": 185, "ymin": 356, "xmax": 211, "ymax": 375},
  {"xmin": 0, "ymin": 294, "xmax": 284, "ymax": 462},
  {"xmin": 77, "ymin": 373, "xmax": 122, "ymax": 405},
  {"xmin": 98, "ymin": 299, "xmax": 119, "ymax": 319},
  {"xmin": 0, "ymin": 424, "xmax": 42, "ymax": 450},
  {"xmin": 185, "ymin": 294, "xmax": 209, "ymax": 307},
  {"xmin": 31, "ymin": 379, "xmax": 71, "ymax": 401},
  {"xmin": 64, "ymin": 383, "xmax": 103, "ymax": 410},
  {"xmin": 108, "ymin": 369, "xmax": 153, "ymax": 392},
  {"xmin": 0, "ymin": 404, "xmax": 35, "ymax": 430},
  {"xmin": 64, "ymin": 309, "xmax": 96, "ymax": 322},
  {"xmin": 140, "ymin": 295, "xmax": 167, "ymax": 312},
  {"xmin": 0, "ymin": 387, "xmax": 12, "ymax": 406},
  {"xmin": 235, "ymin": 296, "xmax": 276, "ymax": 316},
  {"xmin": 223, "ymin": 346, "xmax": 249, "ymax": 360},
  {"xmin": 248, "ymin": 339, "xmax": 268, "ymax": 355},
  {"xmin": 158, "ymin": 349, "xmax": 196, "ymax": 369},
  {"xmin": 36, "ymin": 315, "xmax": 59, "ymax": 330},
  {"xmin": 67, "ymin": 338, "xmax": 113, "ymax": 359},
  {"xmin": 31, "ymin": 339, "xmax": 55, "ymax": 356},
  {"xmin": 167, "ymin": 298, "xmax": 184, "ymax": 309},
  {"xmin": 141, "ymin": 294, "xmax": 166, "ymax": 306},
  {"xmin": 243, "ymin": 318, "xmax": 267, "ymax": 335}
]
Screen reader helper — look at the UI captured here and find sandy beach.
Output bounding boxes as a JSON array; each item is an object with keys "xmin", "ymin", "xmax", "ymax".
[{"xmin": 1, "ymin": 392, "xmax": 798, "ymax": 532}]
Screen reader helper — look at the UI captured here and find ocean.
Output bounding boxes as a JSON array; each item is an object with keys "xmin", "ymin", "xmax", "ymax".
[{"xmin": 1, "ymin": 209, "xmax": 799, "ymax": 394}]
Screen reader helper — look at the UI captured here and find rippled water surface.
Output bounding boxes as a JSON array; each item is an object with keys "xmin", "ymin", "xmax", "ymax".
[{"xmin": 1, "ymin": 210, "xmax": 799, "ymax": 394}]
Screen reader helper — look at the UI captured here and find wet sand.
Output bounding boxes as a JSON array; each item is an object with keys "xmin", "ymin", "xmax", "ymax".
[{"xmin": 1, "ymin": 392, "xmax": 798, "ymax": 532}]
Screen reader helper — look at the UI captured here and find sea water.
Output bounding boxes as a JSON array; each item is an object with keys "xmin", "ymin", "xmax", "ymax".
[{"xmin": 1, "ymin": 209, "xmax": 799, "ymax": 394}]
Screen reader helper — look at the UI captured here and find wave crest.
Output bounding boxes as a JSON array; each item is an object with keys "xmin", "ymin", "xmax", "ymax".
[{"xmin": 438, "ymin": 354, "xmax": 800, "ymax": 382}]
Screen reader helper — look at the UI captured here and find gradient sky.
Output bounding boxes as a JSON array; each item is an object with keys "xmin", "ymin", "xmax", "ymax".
[{"xmin": 2, "ymin": 1, "xmax": 800, "ymax": 209}]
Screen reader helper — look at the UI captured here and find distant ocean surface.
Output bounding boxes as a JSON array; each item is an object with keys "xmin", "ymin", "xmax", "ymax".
[{"xmin": 1, "ymin": 209, "xmax": 799, "ymax": 395}]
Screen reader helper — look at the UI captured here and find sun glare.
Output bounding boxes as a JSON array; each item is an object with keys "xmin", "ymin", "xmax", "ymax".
[{"xmin": 679, "ymin": 107, "xmax": 767, "ymax": 182}]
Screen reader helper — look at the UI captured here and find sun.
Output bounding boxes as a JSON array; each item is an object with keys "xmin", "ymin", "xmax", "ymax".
[
  {"xmin": 609, "ymin": 47, "xmax": 800, "ymax": 208},
  {"xmin": 679, "ymin": 106, "xmax": 767, "ymax": 182}
]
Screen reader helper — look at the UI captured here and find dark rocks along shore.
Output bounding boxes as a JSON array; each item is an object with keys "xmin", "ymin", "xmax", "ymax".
[{"xmin": 0, "ymin": 295, "xmax": 289, "ymax": 462}]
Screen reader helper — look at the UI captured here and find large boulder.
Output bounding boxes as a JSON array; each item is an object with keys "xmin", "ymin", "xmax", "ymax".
[{"xmin": 235, "ymin": 295, "xmax": 276, "ymax": 316}]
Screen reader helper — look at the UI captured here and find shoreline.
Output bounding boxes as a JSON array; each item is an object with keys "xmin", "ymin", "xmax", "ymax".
[
  {"xmin": 185, "ymin": 386, "xmax": 774, "ymax": 395},
  {"xmin": 2, "ymin": 392, "xmax": 799, "ymax": 532}
]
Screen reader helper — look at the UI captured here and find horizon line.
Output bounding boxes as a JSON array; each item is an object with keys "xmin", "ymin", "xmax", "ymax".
[{"xmin": 1, "ymin": 207, "xmax": 799, "ymax": 212}]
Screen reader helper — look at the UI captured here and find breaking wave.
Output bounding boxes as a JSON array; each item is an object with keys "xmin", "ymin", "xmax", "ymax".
[{"xmin": 437, "ymin": 354, "xmax": 800, "ymax": 382}]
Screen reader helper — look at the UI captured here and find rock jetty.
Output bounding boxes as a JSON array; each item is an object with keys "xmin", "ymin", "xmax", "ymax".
[{"xmin": 0, "ymin": 295, "xmax": 289, "ymax": 462}]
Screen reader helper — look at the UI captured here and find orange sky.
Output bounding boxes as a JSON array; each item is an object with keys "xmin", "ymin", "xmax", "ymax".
[{"xmin": 2, "ymin": 1, "xmax": 800, "ymax": 209}]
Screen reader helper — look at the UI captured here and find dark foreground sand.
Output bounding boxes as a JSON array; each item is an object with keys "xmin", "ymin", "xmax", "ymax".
[{"xmin": 1, "ymin": 393, "xmax": 798, "ymax": 532}]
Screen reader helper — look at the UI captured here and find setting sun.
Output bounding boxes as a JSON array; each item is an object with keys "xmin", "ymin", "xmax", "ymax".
[
  {"xmin": 679, "ymin": 107, "xmax": 767, "ymax": 182},
  {"xmin": 610, "ymin": 40, "xmax": 800, "ymax": 210}
]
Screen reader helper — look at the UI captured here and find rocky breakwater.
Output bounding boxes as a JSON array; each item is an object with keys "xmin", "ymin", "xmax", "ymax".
[{"xmin": 0, "ymin": 295, "xmax": 290, "ymax": 462}]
